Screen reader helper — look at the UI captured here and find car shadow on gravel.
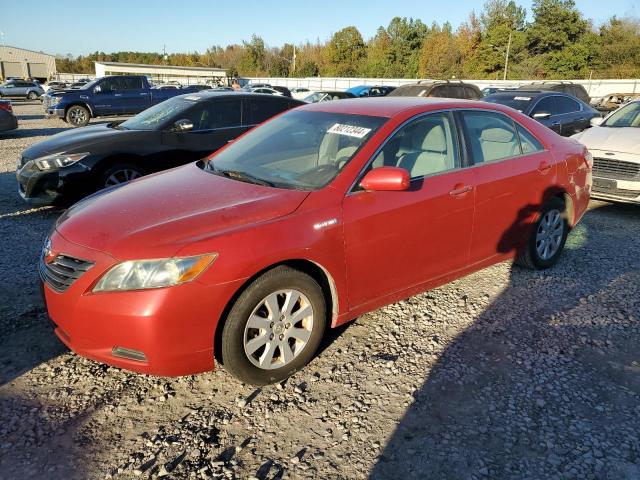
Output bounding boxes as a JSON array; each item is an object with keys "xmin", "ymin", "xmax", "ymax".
[
  {"xmin": 370, "ymin": 200, "xmax": 640, "ymax": 479},
  {"xmin": 8, "ymin": 127, "xmax": 69, "ymax": 139}
]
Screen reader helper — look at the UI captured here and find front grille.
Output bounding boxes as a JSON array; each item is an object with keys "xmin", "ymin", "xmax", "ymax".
[
  {"xmin": 42, "ymin": 96, "xmax": 51, "ymax": 109},
  {"xmin": 592, "ymin": 186, "xmax": 640, "ymax": 199},
  {"xmin": 592, "ymin": 158, "xmax": 640, "ymax": 180},
  {"xmin": 39, "ymin": 254, "xmax": 94, "ymax": 293}
]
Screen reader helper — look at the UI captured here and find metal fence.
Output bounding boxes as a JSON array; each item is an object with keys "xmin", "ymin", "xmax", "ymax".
[{"xmin": 242, "ymin": 77, "xmax": 640, "ymax": 99}]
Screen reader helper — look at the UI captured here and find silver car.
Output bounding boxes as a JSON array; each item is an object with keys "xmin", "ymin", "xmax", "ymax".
[{"xmin": 0, "ymin": 80, "xmax": 45, "ymax": 100}]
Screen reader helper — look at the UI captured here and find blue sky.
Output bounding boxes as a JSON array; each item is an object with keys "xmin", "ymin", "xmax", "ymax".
[{"xmin": 2, "ymin": 0, "xmax": 638, "ymax": 57}]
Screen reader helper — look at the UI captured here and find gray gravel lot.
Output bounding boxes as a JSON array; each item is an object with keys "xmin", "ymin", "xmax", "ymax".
[{"xmin": 0, "ymin": 101, "xmax": 639, "ymax": 480}]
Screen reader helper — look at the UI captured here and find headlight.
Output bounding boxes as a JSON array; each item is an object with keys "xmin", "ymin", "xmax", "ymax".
[
  {"xmin": 92, "ymin": 254, "xmax": 217, "ymax": 292},
  {"xmin": 50, "ymin": 96, "xmax": 61, "ymax": 106},
  {"xmin": 35, "ymin": 152, "xmax": 89, "ymax": 170}
]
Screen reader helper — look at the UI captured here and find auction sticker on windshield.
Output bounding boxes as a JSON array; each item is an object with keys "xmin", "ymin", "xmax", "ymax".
[{"xmin": 327, "ymin": 123, "xmax": 372, "ymax": 138}]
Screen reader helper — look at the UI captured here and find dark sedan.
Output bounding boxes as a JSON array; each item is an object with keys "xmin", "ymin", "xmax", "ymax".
[
  {"xmin": 484, "ymin": 90, "xmax": 600, "ymax": 136},
  {"xmin": 16, "ymin": 92, "xmax": 303, "ymax": 205},
  {"xmin": 0, "ymin": 100, "xmax": 18, "ymax": 132}
]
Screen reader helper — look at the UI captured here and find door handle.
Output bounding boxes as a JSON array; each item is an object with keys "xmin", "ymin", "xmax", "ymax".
[
  {"xmin": 449, "ymin": 184, "xmax": 473, "ymax": 196},
  {"xmin": 538, "ymin": 161, "xmax": 552, "ymax": 173},
  {"xmin": 139, "ymin": 92, "xmax": 148, "ymax": 95},
  {"xmin": 550, "ymin": 122, "xmax": 560, "ymax": 127},
  {"xmin": 114, "ymin": 93, "xmax": 123, "ymax": 97}
]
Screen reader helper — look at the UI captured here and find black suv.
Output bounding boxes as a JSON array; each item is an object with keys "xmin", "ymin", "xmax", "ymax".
[
  {"xmin": 388, "ymin": 80, "xmax": 483, "ymax": 100},
  {"xmin": 17, "ymin": 92, "xmax": 303, "ymax": 205},
  {"xmin": 516, "ymin": 81, "xmax": 590, "ymax": 104},
  {"xmin": 484, "ymin": 90, "xmax": 600, "ymax": 136}
]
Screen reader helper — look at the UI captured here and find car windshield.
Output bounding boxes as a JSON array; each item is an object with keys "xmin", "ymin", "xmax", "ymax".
[
  {"xmin": 484, "ymin": 95, "xmax": 533, "ymax": 113},
  {"xmin": 77, "ymin": 79, "xmax": 98, "ymax": 89},
  {"xmin": 602, "ymin": 102, "xmax": 640, "ymax": 128},
  {"xmin": 203, "ymin": 110, "xmax": 387, "ymax": 190},
  {"xmin": 304, "ymin": 92, "xmax": 328, "ymax": 103},
  {"xmin": 118, "ymin": 96, "xmax": 198, "ymax": 130}
]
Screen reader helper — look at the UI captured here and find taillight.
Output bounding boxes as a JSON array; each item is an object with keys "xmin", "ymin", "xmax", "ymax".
[{"xmin": 0, "ymin": 102, "xmax": 12, "ymax": 113}]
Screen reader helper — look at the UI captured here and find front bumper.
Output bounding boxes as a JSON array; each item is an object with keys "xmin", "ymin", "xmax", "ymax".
[
  {"xmin": 45, "ymin": 107, "xmax": 65, "ymax": 119},
  {"xmin": 41, "ymin": 231, "xmax": 244, "ymax": 376},
  {"xmin": 16, "ymin": 160, "xmax": 92, "ymax": 205},
  {"xmin": 591, "ymin": 176, "xmax": 640, "ymax": 204}
]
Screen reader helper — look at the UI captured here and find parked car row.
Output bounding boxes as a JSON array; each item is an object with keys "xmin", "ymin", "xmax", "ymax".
[{"xmin": 35, "ymin": 96, "xmax": 592, "ymax": 385}]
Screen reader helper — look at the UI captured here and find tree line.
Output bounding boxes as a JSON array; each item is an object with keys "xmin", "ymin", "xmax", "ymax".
[{"xmin": 55, "ymin": 0, "xmax": 640, "ymax": 80}]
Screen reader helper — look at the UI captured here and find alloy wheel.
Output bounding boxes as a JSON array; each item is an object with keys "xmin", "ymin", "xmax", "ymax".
[
  {"xmin": 69, "ymin": 107, "xmax": 87, "ymax": 126},
  {"xmin": 536, "ymin": 209, "xmax": 564, "ymax": 260},
  {"xmin": 243, "ymin": 289, "xmax": 314, "ymax": 370},
  {"xmin": 104, "ymin": 168, "xmax": 142, "ymax": 186}
]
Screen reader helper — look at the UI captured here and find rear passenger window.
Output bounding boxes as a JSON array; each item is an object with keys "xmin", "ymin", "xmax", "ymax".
[
  {"xmin": 430, "ymin": 86, "xmax": 449, "ymax": 98},
  {"xmin": 532, "ymin": 97, "xmax": 557, "ymax": 116},
  {"xmin": 244, "ymin": 99, "xmax": 287, "ymax": 125},
  {"xmin": 516, "ymin": 124, "xmax": 544, "ymax": 154},
  {"xmin": 555, "ymin": 96, "xmax": 581, "ymax": 114},
  {"xmin": 461, "ymin": 111, "xmax": 521, "ymax": 163},
  {"xmin": 370, "ymin": 112, "xmax": 459, "ymax": 179}
]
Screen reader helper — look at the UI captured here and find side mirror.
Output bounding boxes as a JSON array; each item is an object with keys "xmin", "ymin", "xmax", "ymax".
[
  {"xmin": 94, "ymin": 85, "xmax": 102, "ymax": 93},
  {"xmin": 590, "ymin": 117, "xmax": 603, "ymax": 127},
  {"xmin": 172, "ymin": 119, "xmax": 194, "ymax": 133},
  {"xmin": 532, "ymin": 112, "xmax": 551, "ymax": 120},
  {"xmin": 360, "ymin": 167, "xmax": 410, "ymax": 192}
]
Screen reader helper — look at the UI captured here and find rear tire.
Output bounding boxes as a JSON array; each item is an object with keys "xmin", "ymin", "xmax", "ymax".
[
  {"xmin": 66, "ymin": 105, "xmax": 90, "ymax": 127},
  {"xmin": 516, "ymin": 197, "xmax": 568, "ymax": 270},
  {"xmin": 221, "ymin": 266, "xmax": 326, "ymax": 385}
]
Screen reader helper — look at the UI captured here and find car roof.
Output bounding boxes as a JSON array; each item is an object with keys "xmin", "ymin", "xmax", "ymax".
[
  {"xmin": 299, "ymin": 97, "xmax": 513, "ymax": 118},
  {"xmin": 190, "ymin": 91, "xmax": 291, "ymax": 99}
]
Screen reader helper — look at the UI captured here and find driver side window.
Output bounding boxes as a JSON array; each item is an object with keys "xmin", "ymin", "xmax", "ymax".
[{"xmin": 370, "ymin": 112, "xmax": 459, "ymax": 180}]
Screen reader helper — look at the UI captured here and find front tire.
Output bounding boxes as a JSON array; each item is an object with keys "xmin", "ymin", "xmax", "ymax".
[
  {"xmin": 221, "ymin": 266, "xmax": 326, "ymax": 385},
  {"xmin": 99, "ymin": 164, "xmax": 145, "ymax": 189},
  {"xmin": 66, "ymin": 105, "xmax": 90, "ymax": 127},
  {"xmin": 27, "ymin": 91, "xmax": 38, "ymax": 100},
  {"xmin": 516, "ymin": 197, "xmax": 568, "ymax": 270}
]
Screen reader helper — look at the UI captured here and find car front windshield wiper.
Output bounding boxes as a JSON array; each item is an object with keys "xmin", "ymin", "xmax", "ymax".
[{"xmin": 216, "ymin": 168, "xmax": 275, "ymax": 187}]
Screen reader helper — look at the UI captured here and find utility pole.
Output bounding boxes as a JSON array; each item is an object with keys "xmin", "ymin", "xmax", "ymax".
[
  {"xmin": 292, "ymin": 45, "xmax": 296, "ymax": 74},
  {"xmin": 503, "ymin": 31, "xmax": 512, "ymax": 81}
]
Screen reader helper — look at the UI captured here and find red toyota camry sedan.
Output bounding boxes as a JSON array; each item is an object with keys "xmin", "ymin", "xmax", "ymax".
[{"xmin": 40, "ymin": 98, "xmax": 592, "ymax": 385}]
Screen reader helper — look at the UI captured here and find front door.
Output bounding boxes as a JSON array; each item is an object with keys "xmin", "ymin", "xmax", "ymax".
[
  {"xmin": 342, "ymin": 111, "xmax": 475, "ymax": 309},
  {"xmin": 161, "ymin": 99, "xmax": 247, "ymax": 167}
]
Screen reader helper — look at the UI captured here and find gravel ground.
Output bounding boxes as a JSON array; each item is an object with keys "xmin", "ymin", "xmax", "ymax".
[{"xmin": 0, "ymin": 101, "xmax": 639, "ymax": 480}]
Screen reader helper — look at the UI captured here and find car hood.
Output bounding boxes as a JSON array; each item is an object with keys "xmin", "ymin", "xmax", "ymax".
[
  {"xmin": 22, "ymin": 123, "xmax": 134, "ymax": 159},
  {"xmin": 55, "ymin": 163, "xmax": 310, "ymax": 259},
  {"xmin": 572, "ymin": 126, "xmax": 640, "ymax": 154}
]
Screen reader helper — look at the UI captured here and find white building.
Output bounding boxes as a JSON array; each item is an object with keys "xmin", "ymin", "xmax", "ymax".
[
  {"xmin": 0, "ymin": 45, "xmax": 56, "ymax": 81},
  {"xmin": 94, "ymin": 61, "xmax": 228, "ymax": 85}
]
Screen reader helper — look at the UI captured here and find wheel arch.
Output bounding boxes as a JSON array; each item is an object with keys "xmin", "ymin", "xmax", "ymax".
[
  {"xmin": 65, "ymin": 102, "xmax": 93, "ymax": 117},
  {"xmin": 213, "ymin": 258, "xmax": 339, "ymax": 363}
]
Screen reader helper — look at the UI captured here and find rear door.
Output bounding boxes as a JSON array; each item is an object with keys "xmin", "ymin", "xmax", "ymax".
[
  {"xmin": 342, "ymin": 111, "xmax": 475, "ymax": 308},
  {"xmin": 554, "ymin": 95, "xmax": 587, "ymax": 136},
  {"xmin": 460, "ymin": 110, "xmax": 555, "ymax": 263},
  {"xmin": 114, "ymin": 77, "xmax": 149, "ymax": 114}
]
